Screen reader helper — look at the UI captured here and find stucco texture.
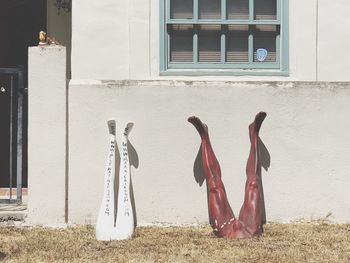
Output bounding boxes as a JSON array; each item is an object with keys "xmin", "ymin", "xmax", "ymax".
[
  {"xmin": 68, "ymin": 81, "xmax": 350, "ymax": 225},
  {"xmin": 28, "ymin": 47, "xmax": 66, "ymax": 226}
]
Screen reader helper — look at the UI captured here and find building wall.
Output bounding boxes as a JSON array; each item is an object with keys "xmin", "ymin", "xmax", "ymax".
[
  {"xmin": 68, "ymin": 81, "xmax": 350, "ymax": 224},
  {"xmin": 39, "ymin": 1, "xmax": 350, "ymax": 226},
  {"xmin": 317, "ymin": 0, "xmax": 350, "ymax": 81},
  {"xmin": 71, "ymin": 0, "xmax": 350, "ymax": 81},
  {"xmin": 71, "ymin": 0, "xmax": 130, "ymax": 80}
]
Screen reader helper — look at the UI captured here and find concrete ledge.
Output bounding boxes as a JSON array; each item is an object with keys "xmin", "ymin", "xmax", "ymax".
[
  {"xmin": 69, "ymin": 79, "xmax": 350, "ymax": 88},
  {"xmin": 0, "ymin": 211, "xmax": 26, "ymax": 222}
]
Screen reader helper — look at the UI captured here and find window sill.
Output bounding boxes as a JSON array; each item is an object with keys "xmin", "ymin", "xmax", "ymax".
[{"xmin": 160, "ymin": 69, "xmax": 289, "ymax": 77}]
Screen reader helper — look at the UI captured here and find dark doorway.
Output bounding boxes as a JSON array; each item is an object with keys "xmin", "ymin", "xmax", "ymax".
[
  {"xmin": 0, "ymin": 0, "xmax": 47, "ymax": 188},
  {"xmin": 0, "ymin": 75, "xmax": 12, "ymax": 187}
]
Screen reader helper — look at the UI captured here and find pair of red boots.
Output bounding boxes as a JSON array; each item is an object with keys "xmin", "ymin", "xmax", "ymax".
[{"xmin": 188, "ymin": 112, "xmax": 267, "ymax": 239}]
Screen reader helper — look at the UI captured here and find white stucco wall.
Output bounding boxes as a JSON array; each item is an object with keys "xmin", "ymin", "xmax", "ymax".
[
  {"xmin": 317, "ymin": 0, "xmax": 350, "ymax": 81},
  {"xmin": 28, "ymin": 46, "xmax": 67, "ymax": 226},
  {"xmin": 68, "ymin": 81, "xmax": 350, "ymax": 225},
  {"xmin": 71, "ymin": 0, "xmax": 350, "ymax": 81},
  {"xmin": 71, "ymin": 0, "xmax": 130, "ymax": 80}
]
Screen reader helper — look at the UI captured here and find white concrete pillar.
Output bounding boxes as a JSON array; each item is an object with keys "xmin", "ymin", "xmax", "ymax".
[{"xmin": 27, "ymin": 46, "xmax": 67, "ymax": 226}]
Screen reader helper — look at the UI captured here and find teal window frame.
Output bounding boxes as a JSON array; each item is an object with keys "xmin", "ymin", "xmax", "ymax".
[{"xmin": 160, "ymin": 0, "xmax": 289, "ymax": 76}]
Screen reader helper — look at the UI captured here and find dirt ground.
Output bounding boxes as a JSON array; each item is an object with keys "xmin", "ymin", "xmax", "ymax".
[{"xmin": 0, "ymin": 223, "xmax": 350, "ymax": 262}]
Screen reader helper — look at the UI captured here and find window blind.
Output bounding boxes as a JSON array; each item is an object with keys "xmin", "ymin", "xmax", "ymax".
[
  {"xmin": 254, "ymin": 0, "xmax": 277, "ymax": 20},
  {"xmin": 169, "ymin": 25, "xmax": 193, "ymax": 62},
  {"xmin": 227, "ymin": 0, "xmax": 249, "ymax": 20},
  {"xmin": 170, "ymin": 0, "xmax": 193, "ymax": 19},
  {"xmin": 199, "ymin": 0, "xmax": 221, "ymax": 19},
  {"xmin": 253, "ymin": 25, "xmax": 277, "ymax": 62},
  {"xmin": 226, "ymin": 26, "xmax": 249, "ymax": 62},
  {"xmin": 163, "ymin": 0, "xmax": 284, "ymax": 69},
  {"xmin": 198, "ymin": 25, "xmax": 221, "ymax": 62}
]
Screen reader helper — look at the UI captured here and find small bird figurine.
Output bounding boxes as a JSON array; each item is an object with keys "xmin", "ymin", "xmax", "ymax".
[{"xmin": 39, "ymin": 31, "xmax": 47, "ymax": 45}]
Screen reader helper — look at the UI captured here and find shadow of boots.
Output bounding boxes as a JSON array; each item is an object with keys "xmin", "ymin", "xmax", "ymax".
[
  {"xmin": 193, "ymin": 145, "xmax": 212, "ymax": 224},
  {"xmin": 128, "ymin": 140, "xmax": 139, "ymax": 228},
  {"xmin": 258, "ymin": 137, "xmax": 271, "ymax": 225},
  {"xmin": 193, "ymin": 145, "xmax": 205, "ymax": 186}
]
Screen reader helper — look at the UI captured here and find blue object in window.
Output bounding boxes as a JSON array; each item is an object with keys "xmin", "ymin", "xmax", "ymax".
[{"xmin": 256, "ymin": 48, "xmax": 268, "ymax": 62}]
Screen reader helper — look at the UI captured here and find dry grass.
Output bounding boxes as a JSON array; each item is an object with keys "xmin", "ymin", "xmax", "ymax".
[{"xmin": 1, "ymin": 223, "xmax": 350, "ymax": 262}]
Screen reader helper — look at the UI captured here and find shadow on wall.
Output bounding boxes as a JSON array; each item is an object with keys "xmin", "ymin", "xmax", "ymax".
[
  {"xmin": 258, "ymin": 137, "xmax": 270, "ymax": 224},
  {"xmin": 114, "ymin": 137, "xmax": 139, "ymax": 227},
  {"xmin": 192, "ymin": 125, "xmax": 271, "ymax": 223}
]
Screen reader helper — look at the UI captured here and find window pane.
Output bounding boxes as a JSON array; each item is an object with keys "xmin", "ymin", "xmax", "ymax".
[
  {"xmin": 198, "ymin": 25, "xmax": 221, "ymax": 62},
  {"xmin": 169, "ymin": 25, "xmax": 193, "ymax": 62},
  {"xmin": 254, "ymin": 0, "xmax": 277, "ymax": 20},
  {"xmin": 227, "ymin": 0, "xmax": 249, "ymax": 20},
  {"xmin": 199, "ymin": 0, "xmax": 221, "ymax": 19},
  {"xmin": 253, "ymin": 25, "xmax": 278, "ymax": 62},
  {"xmin": 226, "ymin": 25, "xmax": 249, "ymax": 62},
  {"xmin": 170, "ymin": 0, "xmax": 193, "ymax": 19}
]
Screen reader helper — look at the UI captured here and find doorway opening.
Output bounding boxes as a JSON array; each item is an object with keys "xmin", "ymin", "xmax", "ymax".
[{"xmin": 0, "ymin": 0, "xmax": 47, "ymax": 203}]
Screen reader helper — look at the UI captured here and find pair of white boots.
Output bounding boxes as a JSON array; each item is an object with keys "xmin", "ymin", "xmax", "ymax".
[{"xmin": 96, "ymin": 120, "xmax": 135, "ymax": 241}]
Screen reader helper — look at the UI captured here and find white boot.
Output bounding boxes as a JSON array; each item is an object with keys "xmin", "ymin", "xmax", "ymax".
[
  {"xmin": 96, "ymin": 120, "xmax": 117, "ymax": 241},
  {"xmin": 111, "ymin": 122, "xmax": 135, "ymax": 240}
]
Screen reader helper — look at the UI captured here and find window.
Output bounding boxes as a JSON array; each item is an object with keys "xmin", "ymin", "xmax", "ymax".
[{"xmin": 160, "ymin": 0, "xmax": 289, "ymax": 75}]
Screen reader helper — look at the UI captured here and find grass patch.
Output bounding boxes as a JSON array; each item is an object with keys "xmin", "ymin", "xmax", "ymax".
[{"xmin": 0, "ymin": 223, "xmax": 350, "ymax": 262}]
